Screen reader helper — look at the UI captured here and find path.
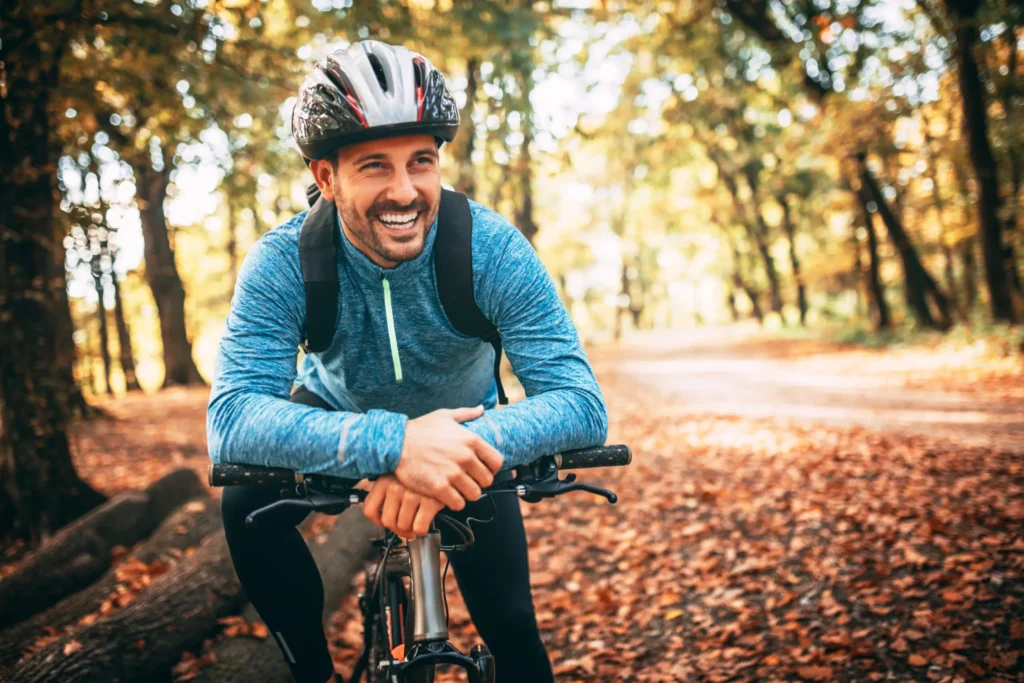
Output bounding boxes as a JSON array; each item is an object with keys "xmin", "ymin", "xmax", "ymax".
[{"xmin": 589, "ymin": 326, "xmax": 1024, "ymax": 451}]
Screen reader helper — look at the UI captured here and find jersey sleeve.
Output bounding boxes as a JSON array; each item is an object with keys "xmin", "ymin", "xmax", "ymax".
[
  {"xmin": 461, "ymin": 219, "xmax": 608, "ymax": 468},
  {"xmin": 206, "ymin": 227, "xmax": 407, "ymax": 478}
]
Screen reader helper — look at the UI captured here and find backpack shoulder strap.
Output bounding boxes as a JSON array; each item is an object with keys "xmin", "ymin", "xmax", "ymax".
[
  {"xmin": 434, "ymin": 189, "xmax": 508, "ymax": 405},
  {"xmin": 299, "ymin": 185, "xmax": 341, "ymax": 354}
]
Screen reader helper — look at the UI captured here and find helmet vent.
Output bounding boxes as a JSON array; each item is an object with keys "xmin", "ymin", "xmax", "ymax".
[
  {"xmin": 324, "ymin": 67, "xmax": 349, "ymax": 98},
  {"xmin": 366, "ymin": 53, "xmax": 389, "ymax": 93}
]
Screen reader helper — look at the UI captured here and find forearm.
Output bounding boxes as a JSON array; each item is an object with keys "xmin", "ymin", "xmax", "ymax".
[
  {"xmin": 207, "ymin": 389, "xmax": 407, "ymax": 479},
  {"xmin": 463, "ymin": 386, "xmax": 608, "ymax": 470}
]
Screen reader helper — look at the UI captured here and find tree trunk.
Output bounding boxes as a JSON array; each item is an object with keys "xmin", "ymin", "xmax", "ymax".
[
  {"xmin": 190, "ymin": 511, "xmax": 378, "ymax": 683},
  {"xmin": 921, "ymin": 112, "xmax": 965, "ymax": 323},
  {"xmin": 942, "ymin": 243, "xmax": 961, "ymax": 321},
  {"xmin": 857, "ymin": 153, "xmax": 953, "ymax": 330},
  {"xmin": 850, "ymin": 181, "xmax": 892, "ymax": 331},
  {"xmin": 962, "ymin": 236, "xmax": 978, "ymax": 315},
  {"xmin": 0, "ymin": 469, "xmax": 205, "ymax": 630},
  {"xmin": 0, "ymin": 12, "xmax": 107, "ymax": 549},
  {"xmin": 741, "ymin": 165, "xmax": 786, "ymax": 316},
  {"xmin": 851, "ymin": 219, "xmax": 866, "ymax": 320},
  {"xmin": 92, "ymin": 272, "xmax": 114, "ymax": 395},
  {"xmin": 0, "ymin": 497, "xmax": 220, "ymax": 670},
  {"xmin": 720, "ymin": 170, "xmax": 783, "ymax": 315},
  {"xmin": 727, "ymin": 287, "xmax": 741, "ymax": 322},
  {"xmin": 56, "ymin": 245, "xmax": 93, "ymax": 417},
  {"xmin": 515, "ymin": 122, "xmax": 539, "ymax": 245},
  {"xmin": 111, "ymin": 274, "xmax": 140, "ymax": 391},
  {"xmin": 614, "ymin": 262, "xmax": 628, "ymax": 341},
  {"xmin": 778, "ymin": 195, "xmax": 808, "ymax": 326},
  {"xmin": 946, "ymin": 0, "xmax": 1016, "ymax": 321},
  {"xmin": 135, "ymin": 161, "xmax": 204, "ymax": 387},
  {"xmin": 1000, "ymin": 26, "xmax": 1021, "ymax": 262},
  {"xmin": 226, "ymin": 195, "xmax": 239, "ymax": 291},
  {"xmin": 458, "ymin": 58, "xmax": 479, "ymax": 201},
  {"xmin": 6, "ymin": 529, "xmax": 247, "ymax": 683},
  {"xmin": 728, "ymin": 242, "xmax": 764, "ymax": 323}
]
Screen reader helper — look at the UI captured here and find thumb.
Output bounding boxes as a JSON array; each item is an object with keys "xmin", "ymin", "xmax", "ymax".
[{"xmin": 448, "ymin": 405, "xmax": 485, "ymax": 423}]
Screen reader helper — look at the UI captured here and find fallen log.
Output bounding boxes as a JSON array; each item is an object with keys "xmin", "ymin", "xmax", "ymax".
[
  {"xmin": 0, "ymin": 468, "xmax": 206, "ymax": 629},
  {"xmin": 0, "ymin": 496, "xmax": 221, "ymax": 670},
  {"xmin": 5, "ymin": 528, "xmax": 245, "ymax": 683},
  {"xmin": 191, "ymin": 509, "xmax": 378, "ymax": 683}
]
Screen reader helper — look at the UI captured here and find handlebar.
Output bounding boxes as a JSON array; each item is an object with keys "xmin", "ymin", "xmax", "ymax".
[
  {"xmin": 208, "ymin": 444, "xmax": 631, "ymax": 528},
  {"xmin": 208, "ymin": 444, "xmax": 631, "ymax": 488}
]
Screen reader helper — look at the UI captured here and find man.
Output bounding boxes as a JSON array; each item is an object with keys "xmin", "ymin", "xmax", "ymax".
[{"xmin": 207, "ymin": 40, "xmax": 607, "ymax": 683}]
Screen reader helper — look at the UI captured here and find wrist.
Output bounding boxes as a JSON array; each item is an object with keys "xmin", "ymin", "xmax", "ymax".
[{"xmin": 362, "ymin": 409, "xmax": 408, "ymax": 475}]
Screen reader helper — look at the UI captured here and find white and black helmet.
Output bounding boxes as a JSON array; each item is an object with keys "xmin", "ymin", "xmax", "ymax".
[{"xmin": 292, "ymin": 40, "xmax": 460, "ymax": 161}]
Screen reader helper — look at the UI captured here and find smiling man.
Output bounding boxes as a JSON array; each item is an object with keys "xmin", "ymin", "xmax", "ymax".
[{"xmin": 207, "ymin": 40, "xmax": 607, "ymax": 683}]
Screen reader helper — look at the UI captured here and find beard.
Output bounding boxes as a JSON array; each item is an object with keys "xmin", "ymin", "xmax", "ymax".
[{"xmin": 334, "ymin": 179, "xmax": 439, "ymax": 267}]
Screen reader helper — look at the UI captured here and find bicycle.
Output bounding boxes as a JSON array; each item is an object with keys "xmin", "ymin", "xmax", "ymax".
[{"xmin": 208, "ymin": 444, "xmax": 631, "ymax": 683}]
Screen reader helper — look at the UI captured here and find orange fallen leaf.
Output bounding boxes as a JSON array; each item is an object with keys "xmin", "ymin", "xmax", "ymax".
[{"xmin": 797, "ymin": 665, "xmax": 833, "ymax": 680}]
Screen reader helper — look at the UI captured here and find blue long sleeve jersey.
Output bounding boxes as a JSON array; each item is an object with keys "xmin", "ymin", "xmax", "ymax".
[{"xmin": 207, "ymin": 199, "xmax": 608, "ymax": 479}]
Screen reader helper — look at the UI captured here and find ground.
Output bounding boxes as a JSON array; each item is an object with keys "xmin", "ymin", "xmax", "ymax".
[{"xmin": 8, "ymin": 327, "xmax": 1023, "ymax": 681}]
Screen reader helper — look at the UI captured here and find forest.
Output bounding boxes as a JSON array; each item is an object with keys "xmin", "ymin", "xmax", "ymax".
[{"xmin": 1, "ymin": 0, "xmax": 1022, "ymax": 681}]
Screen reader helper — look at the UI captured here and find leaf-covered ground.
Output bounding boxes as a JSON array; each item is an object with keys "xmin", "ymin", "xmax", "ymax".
[
  {"xmin": 4, "ymin": 333, "xmax": 1022, "ymax": 681},
  {"xmin": 326, "ymin": 365, "xmax": 1024, "ymax": 682}
]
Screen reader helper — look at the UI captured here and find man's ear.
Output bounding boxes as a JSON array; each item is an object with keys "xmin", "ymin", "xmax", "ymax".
[{"xmin": 309, "ymin": 157, "xmax": 336, "ymax": 201}]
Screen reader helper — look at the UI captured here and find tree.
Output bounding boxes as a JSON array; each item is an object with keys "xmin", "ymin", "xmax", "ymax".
[
  {"xmin": 941, "ymin": 0, "xmax": 1017, "ymax": 321},
  {"xmin": 0, "ymin": 5, "xmax": 107, "ymax": 546}
]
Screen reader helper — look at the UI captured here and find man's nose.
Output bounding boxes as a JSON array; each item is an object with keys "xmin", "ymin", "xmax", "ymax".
[{"xmin": 385, "ymin": 169, "xmax": 417, "ymax": 207}]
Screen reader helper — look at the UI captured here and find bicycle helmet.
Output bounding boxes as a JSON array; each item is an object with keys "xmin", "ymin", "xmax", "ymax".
[{"xmin": 292, "ymin": 40, "xmax": 460, "ymax": 161}]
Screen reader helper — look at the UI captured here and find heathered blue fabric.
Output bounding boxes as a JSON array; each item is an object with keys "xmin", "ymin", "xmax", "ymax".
[{"xmin": 206, "ymin": 199, "xmax": 607, "ymax": 479}]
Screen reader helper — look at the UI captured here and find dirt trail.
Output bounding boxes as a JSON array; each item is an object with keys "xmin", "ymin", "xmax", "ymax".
[{"xmin": 589, "ymin": 327, "xmax": 1024, "ymax": 452}]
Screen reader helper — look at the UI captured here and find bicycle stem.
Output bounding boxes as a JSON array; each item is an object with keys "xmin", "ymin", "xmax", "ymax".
[{"xmin": 407, "ymin": 531, "xmax": 449, "ymax": 643}]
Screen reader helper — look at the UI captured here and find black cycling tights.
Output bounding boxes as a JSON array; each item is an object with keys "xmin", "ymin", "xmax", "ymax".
[{"xmin": 221, "ymin": 389, "xmax": 555, "ymax": 683}]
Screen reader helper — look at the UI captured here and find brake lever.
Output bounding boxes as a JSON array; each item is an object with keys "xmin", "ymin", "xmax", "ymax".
[
  {"xmin": 246, "ymin": 497, "xmax": 315, "ymax": 527},
  {"xmin": 516, "ymin": 473, "xmax": 618, "ymax": 504},
  {"xmin": 245, "ymin": 491, "xmax": 358, "ymax": 527}
]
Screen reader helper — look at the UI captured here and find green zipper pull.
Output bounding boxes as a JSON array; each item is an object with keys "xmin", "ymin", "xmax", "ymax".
[{"xmin": 381, "ymin": 274, "xmax": 403, "ymax": 383}]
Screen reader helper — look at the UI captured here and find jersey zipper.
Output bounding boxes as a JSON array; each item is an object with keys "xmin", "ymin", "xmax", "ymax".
[{"xmin": 380, "ymin": 273, "xmax": 403, "ymax": 383}]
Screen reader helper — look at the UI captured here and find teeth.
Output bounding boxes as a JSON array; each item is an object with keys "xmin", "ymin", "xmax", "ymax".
[{"xmin": 379, "ymin": 212, "xmax": 417, "ymax": 224}]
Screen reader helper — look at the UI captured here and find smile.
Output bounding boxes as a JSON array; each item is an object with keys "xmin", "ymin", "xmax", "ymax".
[{"xmin": 375, "ymin": 212, "xmax": 419, "ymax": 231}]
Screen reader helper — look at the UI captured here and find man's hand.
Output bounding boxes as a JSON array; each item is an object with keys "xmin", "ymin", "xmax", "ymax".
[
  {"xmin": 394, "ymin": 405, "xmax": 503, "ymax": 511},
  {"xmin": 363, "ymin": 475, "xmax": 445, "ymax": 539}
]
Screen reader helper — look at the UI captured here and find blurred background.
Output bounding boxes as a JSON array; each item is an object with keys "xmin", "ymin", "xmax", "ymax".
[
  {"xmin": 2, "ymin": 1, "xmax": 1023, "ymax": 681},
  {"xmin": 26, "ymin": 0, "xmax": 1024, "ymax": 395}
]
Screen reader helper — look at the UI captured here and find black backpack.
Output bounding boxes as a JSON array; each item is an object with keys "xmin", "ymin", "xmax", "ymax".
[{"xmin": 298, "ymin": 184, "xmax": 508, "ymax": 405}]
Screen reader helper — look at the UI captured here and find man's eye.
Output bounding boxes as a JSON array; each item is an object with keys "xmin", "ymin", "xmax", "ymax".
[
  {"xmin": 416, "ymin": 156, "xmax": 435, "ymax": 165},
  {"xmin": 361, "ymin": 162, "xmax": 383, "ymax": 171}
]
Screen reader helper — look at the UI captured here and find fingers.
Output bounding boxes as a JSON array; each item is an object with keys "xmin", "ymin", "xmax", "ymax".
[
  {"xmin": 449, "ymin": 469, "xmax": 483, "ymax": 503},
  {"xmin": 433, "ymin": 480, "xmax": 467, "ymax": 512},
  {"xmin": 380, "ymin": 485, "xmax": 403, "ymax": 532},
  {"xmin": 413, "ymin": 500, "xmax": 442, "ymax": 537},
  {"xmin": 459, "ymin": 447, "xmax": 496, "ymax": 489},
  {"xmin": 396, "ymin": 495, "xmax": 419, "ymax": 538},
  {"xmin": 448, "ymin": 405, "xmax": 484, "ymax": 423},
  {"xmin": 468, "ymin": 435, "xmax": 504, "ymax": 475},
  {"xmin": 362, "ymin": 478, "xmax": 390, "ymax": 526}
]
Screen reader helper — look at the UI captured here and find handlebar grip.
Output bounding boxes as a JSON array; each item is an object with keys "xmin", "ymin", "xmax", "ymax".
[
  {"xmin": 208, "ymin": 463, "xmax": 301, "ymax": 488},
  {"xmin": 555, "ymin": 445, "xmax": 631, "ymax": 470}
]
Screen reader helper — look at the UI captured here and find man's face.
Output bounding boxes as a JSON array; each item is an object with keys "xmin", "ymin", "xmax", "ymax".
[{"xmin": 311, "ymin": 134, "xmax": 441, "ymax": 268}]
